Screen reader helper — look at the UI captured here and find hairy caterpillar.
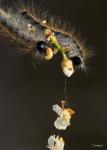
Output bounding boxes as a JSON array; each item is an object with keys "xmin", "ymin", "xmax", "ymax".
[{"xmin": 0, "ymin": 1, "xmax": 89, "ymax": 77}]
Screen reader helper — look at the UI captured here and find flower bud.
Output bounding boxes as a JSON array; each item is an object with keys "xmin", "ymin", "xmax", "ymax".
[
  {"xmin": 44, "ymin": 29, "xmax": 52, "ymax": 37},
  {"xmin": 45, "ymin": 48, "xmax": 53, "ymax": 60},
  {"xmin": 61, "ymin": 58, "xmax": 74, "ymax": 77}
]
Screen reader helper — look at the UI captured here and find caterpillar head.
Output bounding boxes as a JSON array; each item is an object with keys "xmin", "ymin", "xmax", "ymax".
[
  {"xmin": 54, "ymin": 31, "xmax": 87, "ymax": 70},
  {"xmin": 20, "ymin": 11, "xmax": 88, "ymax": 77},
  {"xmin": 33, "ymin": 27, "xmax": 87, "ymax": 77}
]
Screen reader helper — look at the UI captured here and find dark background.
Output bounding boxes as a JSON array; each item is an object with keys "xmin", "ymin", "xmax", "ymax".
[{"xmin": 0, "ymin": 0, "xmax": 107, "ymax": 150}]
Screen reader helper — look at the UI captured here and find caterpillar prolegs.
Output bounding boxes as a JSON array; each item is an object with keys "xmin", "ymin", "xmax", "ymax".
[{"xmin": 0, "ymin": 1, "xmax": 89, "ymax": 77}]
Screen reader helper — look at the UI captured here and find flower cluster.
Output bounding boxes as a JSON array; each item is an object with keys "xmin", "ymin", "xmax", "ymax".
[
  {"xmin": 47, "ymin": 101, "xmax": 75, "ymax": 150},
  {"xmin": 53, "ymin": 104, "xmax": 75, "ymax": 130},
  {"xmin": 44, "ymin": 28, "xmax": 75, "ymax": 77}
]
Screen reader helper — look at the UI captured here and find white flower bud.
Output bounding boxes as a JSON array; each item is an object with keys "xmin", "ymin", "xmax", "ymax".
[{"xmin": 61, "ymin": 58, "xmax": 74, "ymax": 77}]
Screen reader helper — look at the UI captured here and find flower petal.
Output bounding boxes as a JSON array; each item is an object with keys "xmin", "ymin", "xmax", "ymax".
[
  {"xmin": 54, "ymin": 117, "xmax": 69, "ymax": 130},
  {"xmin": 47, "ymin": 135, "xmax": 55, "ymax": 149},
  {"xmin": 53, "ymin": 105, "xmax": 62, "ymax": 115}
]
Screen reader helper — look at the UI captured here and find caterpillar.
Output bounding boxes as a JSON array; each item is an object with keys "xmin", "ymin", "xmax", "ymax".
[{"xmin": 0, "ymin": 0, "xmax": 89, "ymax": 77}]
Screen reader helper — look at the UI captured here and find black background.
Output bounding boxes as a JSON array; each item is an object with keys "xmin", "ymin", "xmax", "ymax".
[{"xmin": 0, "ymin": 0, "xmax": 107, "ymax": 150}]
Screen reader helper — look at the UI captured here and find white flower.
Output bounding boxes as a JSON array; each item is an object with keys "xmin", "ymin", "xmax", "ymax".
[
  {"xmin": 53, "ymin": 104, "xmax": 75, "ymax": 130},
  {"xmin": 61, "ymin": 58, "xmax": 74, "ymax": 77},
  {"xmin": 47, "ymin": 135, "xmax": 65, "ymax": 150}
]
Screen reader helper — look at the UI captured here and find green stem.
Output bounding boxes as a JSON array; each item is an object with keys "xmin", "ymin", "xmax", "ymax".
[{"xmin": 50, "ymin": 36, "xmax": 68, "ymax": 59}]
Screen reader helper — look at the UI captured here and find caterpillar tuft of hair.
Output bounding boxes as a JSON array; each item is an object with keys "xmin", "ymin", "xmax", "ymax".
[{"xmin": 0, "ymin": 0, "xmax": 90, "ymax": 77}]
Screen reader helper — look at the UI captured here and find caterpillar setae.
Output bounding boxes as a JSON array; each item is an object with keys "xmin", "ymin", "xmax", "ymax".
[{"xmin": 0, "ymin": 0, "xmax": 89, "ymax": 77}]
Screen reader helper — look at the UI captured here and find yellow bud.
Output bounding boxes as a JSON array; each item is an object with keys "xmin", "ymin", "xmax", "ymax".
[
  {"xmin": 44, "ymin": 29, "xmax": 52, "ymax": 37},
  {"xmin": 45, "ymin": 48, "xmax": 53, "ymax": 60},
  {"xmin": 50, "ymin": 35, "xmax": 57, "ymax": 43}
]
